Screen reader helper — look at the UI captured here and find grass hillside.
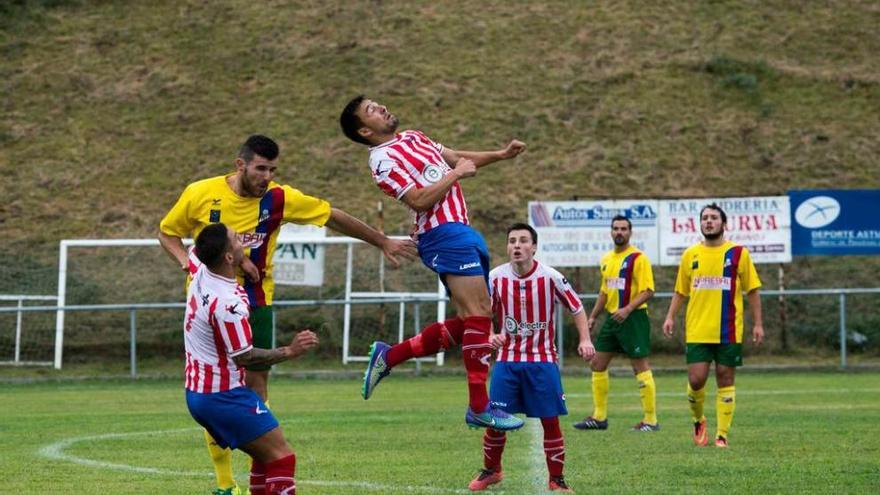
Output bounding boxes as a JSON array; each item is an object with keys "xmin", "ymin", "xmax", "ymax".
[{"xmin": 1, "ymin": 1, "xmax": 879, "ymax": 359}]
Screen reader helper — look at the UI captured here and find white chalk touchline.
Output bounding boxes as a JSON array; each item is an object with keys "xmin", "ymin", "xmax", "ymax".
[
  {"xmin": 565, "ymin": 387, "xmax": 880, "ymax": 399},
  {"xmin": 37, "ymin": 427, "xmax": 500, "ymax": 494}
]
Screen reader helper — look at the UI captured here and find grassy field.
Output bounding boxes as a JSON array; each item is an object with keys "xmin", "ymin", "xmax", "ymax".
[{"xmin": 2, "ymin": 372, "xmax": 878, "ymax": 494}]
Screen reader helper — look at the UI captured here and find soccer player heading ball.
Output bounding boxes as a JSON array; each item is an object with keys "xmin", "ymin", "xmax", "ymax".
[{"xmin": 340, "ymin": 95, "xmax": 526, "ymax": 431}]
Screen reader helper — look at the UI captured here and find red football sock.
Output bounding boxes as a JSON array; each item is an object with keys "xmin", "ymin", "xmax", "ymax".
[
  {"xmin": 249, "ymin": 460, "xmax": 267, "ymax": 495},
  {"xmin": 386, "ymin": 318, "xmax": 465, "ymax": 368},
  {"xmin": 541, "ymin": 417, "xmax": 565, "ymax": 477},
  {"xmin": 265, "ymin": 454, "xmax": 296, "ymax": 495},
  {"xmin": 482, "ymin": 428, "xmax": 507, "ymax": 471},
  {"xmin": 462, "ymin": 316, "xmax": 492, "ymax": 413}
]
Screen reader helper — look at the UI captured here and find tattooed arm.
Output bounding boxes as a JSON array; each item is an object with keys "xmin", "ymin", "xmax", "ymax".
[{"xmin": 233, "ymin": 330, "xmax": 319, "ymax": 368}]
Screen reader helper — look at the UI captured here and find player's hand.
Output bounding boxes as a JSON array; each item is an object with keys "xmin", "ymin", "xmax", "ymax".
[
  {"xmin": 288, "ymin": 329, "xmax": 319, "ymax": 358},
  {"xmin": 611, "ymin": 306, "xmax": 632, "ymax": 323},
  {"xmin": 752, "ymin": 324, "xmax": 764, "ymax": 345},
  {"xmin": 577, "ymin": 340, "xmax": 596, "ymax": 361},
  {"xmin": 381, "ymin": 238, "xmax": 418, "ymax": 268},
  {"xmin": 587, "ymin": 317, "xmax": 596, "ymax": 332},
  {"xmin": 453, "ymin": 158, "xmax": 477, "ymax": 178},
  {"xmin": 662, "ymin": 318, "xmax": 674, "ymax": 339},
  {"xmin": 488, "ymin": 332, "xmax": 506, "ymax": 350},
  {"xmin": 240, "ymin": 257, "xmax": 261, "ymax": 282},
  {"xmin": 499, "ymin": 140, "xmax": 526, "ymax": 160}
]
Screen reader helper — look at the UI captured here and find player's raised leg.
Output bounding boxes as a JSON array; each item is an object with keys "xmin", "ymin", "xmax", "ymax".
[
  {"xmin": 448, "ymin": 274, "xmax": 523, "ymax": 431},
  {"xmin": 362, "ymin": 318, "xmax": 465, "ymax": 400}
]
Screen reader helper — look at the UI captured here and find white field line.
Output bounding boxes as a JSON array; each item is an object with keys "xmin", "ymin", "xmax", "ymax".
[
  {"xmin": 527, "ymin": 419, "xmax": 547, "ymax": 494},
  {"xmin": 37, "ymin": 427, "xmax": 501, "ymax": 494},
  {"xmin": 565, "ymin": 387, "xmax": 880, "ymax": 399}
]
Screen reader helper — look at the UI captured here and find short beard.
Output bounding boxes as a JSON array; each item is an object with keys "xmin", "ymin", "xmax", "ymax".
[
  {"xmin": 702, "ymin": 230, "xmax": 723, "ymax": 241},
  {"xmin": 613, "ymin": 236, "xmax": 627, "ymax": 246},
  {"xmin": 386, "ymin": 115, "xmax": 400, "ymax": 133}
]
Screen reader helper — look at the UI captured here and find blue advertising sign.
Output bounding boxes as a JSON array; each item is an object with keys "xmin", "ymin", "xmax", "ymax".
[{"xmin": 789, "ymin": 190, "xmax": 880, "ymax": 255}]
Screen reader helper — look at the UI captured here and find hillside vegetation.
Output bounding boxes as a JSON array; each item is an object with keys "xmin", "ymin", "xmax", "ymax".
[{"xmin": 1, "ymin": 0, "xmax": 879, "ymax": 359}]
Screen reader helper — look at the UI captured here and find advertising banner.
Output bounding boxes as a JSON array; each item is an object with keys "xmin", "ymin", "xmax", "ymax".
[
  {"xmin": 790, "ymin": 189, "xmax": 880, "ymax": 255},
  {"xmin": 273, "ymin": 223, "xmax": 325, "ymax": 286},
  {"xmin": 658, "ymin": 196, "xmax": 791, "ymax": 265},
  {"xmin": 528, "ymin": 200, "xmax": 660, "ymax": 267}
]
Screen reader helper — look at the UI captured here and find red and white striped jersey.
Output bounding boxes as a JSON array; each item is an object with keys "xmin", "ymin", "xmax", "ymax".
[
  {"xmin": 183, "ymin": 249, "xmax": 253, "ymax": 393},
  {"xmin": 490, "ymin": 261, "xmax": 584, "ymax": 363},
  {"xmin": 368, "ymin": 130, "xmax": 469, "ymax": 236}
]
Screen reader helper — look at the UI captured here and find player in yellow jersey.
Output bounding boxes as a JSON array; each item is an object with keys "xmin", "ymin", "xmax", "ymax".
[
  {"xmin": 662, "ymin": 203, "xmax": 764, "ymax": 448},
  {"xmin": 159, "ymin": 135, "xmax": 417, "ymax": 495},
  {"xmin": 573, "ymin": 215, "xmax": 658, "ymax": 432}
]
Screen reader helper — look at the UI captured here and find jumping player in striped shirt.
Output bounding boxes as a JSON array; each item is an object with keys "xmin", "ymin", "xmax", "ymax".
[
  {"xmin": 160, "ymin": 135, "xmax": 417, "ymax": 494},
  {"xmin": 339, "ymin": 96, "xmax": 527, "ymax": 431},
  {"xmin": 469, "ymin": 223, "xmax": 594, "ymax": 493},
  {"xmin": 663, "ymin": 203, "xmax": 764, "ymax": 448},
  {"xmin": 184, "ymin": 223, "xmax": 319, "ymax": 495},
  {"xmin": 573, "ymin": 215, "xmax": 659, "ymax": 432}
]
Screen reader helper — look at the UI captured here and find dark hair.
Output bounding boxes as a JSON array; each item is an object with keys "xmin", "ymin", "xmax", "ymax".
[
  {"xmin": 507, "ymin": 222, "xmax": 538, "ymax": 244},
  {"xmin": 339, "ymin": 95, "xmax": 371, "ymax": 145},
  {"xmin": 611, "ymin": 214, "xmax": 632, "ymax": 230},
  {"xmin": 195, "ymin": 223, "xmax": 230, "ymax": 270},
  {"xmin": 700, "ymin": 203, "xmax": 727, "ymax": 224},
  {"xmin": 239, "ymin": 134, "xmax": 279, "ymax": 162}
]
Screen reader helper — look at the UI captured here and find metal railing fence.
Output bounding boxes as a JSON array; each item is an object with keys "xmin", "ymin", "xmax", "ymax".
[{"xmin": 3, "ymin": 288, "xmax": 879, "ymax": 377}]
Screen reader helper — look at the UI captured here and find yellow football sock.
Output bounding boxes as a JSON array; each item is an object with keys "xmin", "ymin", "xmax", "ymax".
[
  {"xmin": 204, "ymin": 429, "xmax": 236, "ymax": 489},
  {"xmin": 716, "ymin": 386, "xmax": 736, "ymax": 439},
  {"xmin": 636, "ymin": 370, "xmax": 657, "ymax": 424},
  {"xmin": 687, "ymin": 383, "xmax": 706, "ymax": 423},
  {"xmin": 591, "ymin": 370, "xmax": 610, "ymax": 421}
]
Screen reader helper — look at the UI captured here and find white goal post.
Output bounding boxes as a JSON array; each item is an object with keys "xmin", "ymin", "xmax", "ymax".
[{"xmin": 54, "ymin": 236, "xmax": 447, "ymax": 369}]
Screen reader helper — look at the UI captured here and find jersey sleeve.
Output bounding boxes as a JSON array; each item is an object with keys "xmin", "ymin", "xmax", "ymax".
[
  {"xmin": 215, "ymin": 297, "xmax": 253, "ymax": 357},
  {"xmin": 636, "ymin": 254, "xmax": 655, "ymax": 292},
  {"xmin": 186, "ymin": 246, "xmax": 202, "ymax": 276},
  {"xmin": 281, "ymin": 185, "xmax": 332, "ymax": 227},
  {"xmin": 674, "ymin": 252, "xmax": 691, "ymax": 296},
  {"xmin": 738, "ymin": 248, "xmax": 762, "ymax": 293},
  {"xmin": 551, "ymin": 269, "xmax": 584, "ymax": 314},
  {"xmin": 370, "ymin": 153, "xmax": 416, "ymax": 200},
  {"xmin": 159, "ymin": 184, "xmax": 198, "ymax": 238}
]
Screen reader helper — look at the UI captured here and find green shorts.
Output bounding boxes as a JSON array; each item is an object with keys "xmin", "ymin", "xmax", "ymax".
[
  {"xmin": 686, "ymin": 343, "xmax": 742, "ymax": 367},
  {"xmin": 247, "ymin": 305, "xmax": 274, "ymax": 371},
  {"xmin": 594, "ymin": 308, "xmax": 651, "ymax": 358}
]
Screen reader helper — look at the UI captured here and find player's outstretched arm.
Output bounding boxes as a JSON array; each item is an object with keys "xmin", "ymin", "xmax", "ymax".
[
  {"xmin": 232, "ymin": 330, "xmax": 319, "ymax": 368},
  {"xmin": 442, "ymin": 140, "xmax": 526, "ymax": 169},
  {"xmin": 325, "ymin": 208, "xmax": 418, "ymax": 268}
]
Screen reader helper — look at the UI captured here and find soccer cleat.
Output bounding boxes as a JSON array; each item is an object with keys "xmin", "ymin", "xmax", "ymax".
[
  {"xmin": 632, "ymin": 421, "xmax": 661, "ymax": 432},
  {"xmin": 715, "ymin": 435, "xmax": 729, "ymax": 448},
  {"xmin": 465, "ymin": 406, "xmax": 524, "ymax": 431},
  {"xmin": 211, "ymin": 486, "xmax": 242, "ymax": 495},
  {"xmin": 572, "ymin": 416, "xmax": 608, "ymax": 430},
  {"xmin": 548, "ymin": 475, "xmax": 574, "ymax": 493},
  {"xmin": 362, "ymin": 341, "xmax": 391, "ymax": 400},
  {"xmin": 468, "ymin": 468, "xmax": 503, "ymax": 491},
  {"xmin": 693, "ymin": 418, "xmax": 709, "ymax": 446}
]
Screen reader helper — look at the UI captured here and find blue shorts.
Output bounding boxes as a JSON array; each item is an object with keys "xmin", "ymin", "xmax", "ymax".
[
  {"xmin": 185, "ymin": 387, "xmax": 279, "ymax": 450},
  {"xmin": 489, "ymin": 361, "xmax": 568, "ymax": 418},
  {"xmin": 417, "ymin": 222, "xmax": 490, "ymax": 291}
]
